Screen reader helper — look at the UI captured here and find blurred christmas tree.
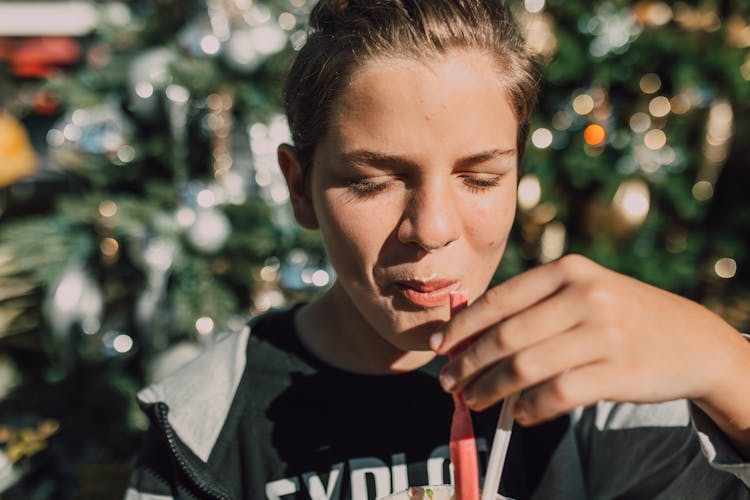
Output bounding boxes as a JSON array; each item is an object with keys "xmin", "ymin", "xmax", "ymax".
[
  {"xmin": 0, "ymin": 0, "xmax": 748, "ymax": 496},
  {"xmin": 508, "ymin": 0, "xmax": 750, "ymax": 323},
  {"xmin": 0, "ymin": 0, "xmax": 327, "ymax": 496}
]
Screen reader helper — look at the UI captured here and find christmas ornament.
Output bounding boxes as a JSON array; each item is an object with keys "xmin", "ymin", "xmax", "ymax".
[
  {"xmin": 86, "ymin": 42, "xmax": 112, "ymax": 70},
  {"xmin": 516, "ymin": 10, "xmax": 557, "ymax": 60},
  {"xmin": 213, "ymin": 125, "xmax": 254, "ymax": 206},
  {"xmin": 584, "ymin": 4, "xmax": 642, "ymax": 57},
  {"xmin": 166, "ymin": 84, "xmax": 191, "ymax": 186},
  {"xmin": 0, "ymin": 356, "xmax": 19, "ymax": 400},
  {"xmin": 132, "ymin": 236, "xmax": 177, "ymax": 345},
  {"xmin": 31, "ymin": 88, "xmax": 60, "ymax": 115},
  {"xmin": 43, "ymin": 265, "xmax": 103, "ymax": 361},
  {"xmin": 127, "ymin": 47, "xmax": 177, "ymax": 120},
  {"xmin": 279, "ymin": 249, "xmax": 332, "ymax": 291},
  {"xmin": 99, "ymin": 1, "xmax": 133, "ymax": 28},
  {"xmin": 223, "ymin": 22, "xmax": 287, "ymax": 73},
  {"xmin": 0, "ymin": 111, "xmax": 38, "ymax": 187},
  {"xmin": 0, "ymin": 422, "xmax": 59, "ymax": 474},
  {"xmin": 0, "ymin": 448, "xmax": 21, "ymax": 493},
  {"xmin": 538, "ymin": 220, "xmax": 567, "ymax": 263},
  {"xmin": 699, "ymin": 98, "xmax": 733, "ymax": 179},
  {"xmin": 186, "ymin": 207, "xmax": 231, "ymax": 253},
  {"xmin": 1, "ymin": 36, "xmax": 81, "ymax": 77},
  {"xmin": 178, "ymin": 16, "xmax": 223, "ymax": 58},
  {"xmin": 47, "ymin": 102, "xmax": 137, "ymax": 170},
  {"xmin": 249, "ymin": 114, "xmax": 296, "ymax": 232},
  {"xmin": 253, "ymin": 282, "xmax": 286, "ymax": 313},
  {"xmin": 216, "ymin": 169, "xmax": 251, "ymax": 205},
  {"xmin": 102, "ymin": 329, "xmax": 135, "ymax": 357},
  {"xmin": 634, "ymin": 1, "xmax": 673, "ymax": 27},
  {"xmin": 206, "ymin": 90, "xmax": 234, "ymax": 179}
]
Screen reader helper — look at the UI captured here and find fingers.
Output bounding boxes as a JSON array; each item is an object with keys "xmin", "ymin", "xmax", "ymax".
[
  {"xmin": 407, "ymin": 487, "xmax": 427, "ymax": 500},
  {"xmin": 435, "ymin": 254, "xmax": 596, "ymax": 355},
  {"xmin": 512, "ymin": 362, "xmax": 615, "ymax": 425},
  {"xmin": 458, "ymin": 324, "xmax": 610, "ymax": 411},
  {"xmin": 439, "ymin": 285, "xmax": 585, "ymax": 393}
]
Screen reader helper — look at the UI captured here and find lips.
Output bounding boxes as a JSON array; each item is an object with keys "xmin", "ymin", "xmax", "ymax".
[{"xmin": 395, "ymin": 279, "xmax": 461, "ymax": 308}]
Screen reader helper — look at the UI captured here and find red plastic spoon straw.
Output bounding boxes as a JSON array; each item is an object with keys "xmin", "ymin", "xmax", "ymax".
[{"xmin": 448, "ymin": 292, "xmax": 480, "ymax": 500}]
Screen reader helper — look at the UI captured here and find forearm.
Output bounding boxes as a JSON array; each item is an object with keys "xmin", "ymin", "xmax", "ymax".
[{"xmin": 692, "ymin": 331, "xmax": 750, "ymax": 460}]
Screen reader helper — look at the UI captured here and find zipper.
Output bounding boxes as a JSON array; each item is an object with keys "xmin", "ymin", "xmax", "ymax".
[{"xmin": 154, "ymin": 402, "xmax": 230, "ymax": 500}]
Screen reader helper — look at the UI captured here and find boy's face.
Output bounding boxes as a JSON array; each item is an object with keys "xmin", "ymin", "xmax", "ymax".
[{"xmin": 301, "ymin": 50, "xmax": 518, "ymax": 352}]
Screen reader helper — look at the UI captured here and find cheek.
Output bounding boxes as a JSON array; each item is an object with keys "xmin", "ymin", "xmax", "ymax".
[
  {"xmin": 317, "ymin": 191, "xmax": 398, "ymax": 267},
  {"xmin": 464, "ymin": 191, "xmax": 517, "ymax": 250}
]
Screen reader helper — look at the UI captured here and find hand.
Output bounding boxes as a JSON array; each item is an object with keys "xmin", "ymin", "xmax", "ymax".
[{"xmin": 433, "ymin": 255, "xmax": 750, "ymax": 435}]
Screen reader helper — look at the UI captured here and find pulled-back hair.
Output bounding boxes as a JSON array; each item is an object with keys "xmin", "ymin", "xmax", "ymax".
[{"xmin": 283, "ymin": 0, "xmax": 540, "ymax": 177}]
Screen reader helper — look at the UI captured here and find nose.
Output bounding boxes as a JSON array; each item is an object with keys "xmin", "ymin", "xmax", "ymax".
[{"xmin": 397, "ymin": 179, "xmax": 461, "ymax": 254}]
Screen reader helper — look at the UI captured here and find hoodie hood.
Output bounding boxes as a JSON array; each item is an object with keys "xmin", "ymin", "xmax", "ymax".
[{"xmin": 137, "ymin": 323, "xmax": 252, "ymax": 462}]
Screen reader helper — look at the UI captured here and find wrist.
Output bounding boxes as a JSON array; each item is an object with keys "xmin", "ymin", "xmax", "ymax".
[{"xmin": 692, "ymin": 331, "xmax": 750, "ymax": 459}]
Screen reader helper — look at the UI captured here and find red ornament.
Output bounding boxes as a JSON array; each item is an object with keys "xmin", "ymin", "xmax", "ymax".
[{"xmin": 0, "ymin": 36, "xmax": 81, "ymax": 77}]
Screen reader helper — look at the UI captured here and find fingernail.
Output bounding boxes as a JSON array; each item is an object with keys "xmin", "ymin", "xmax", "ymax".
[
  {"xmin": 513, "ymin": 399, "xmax": 528, "ymax": 422},
  {"xmin": 429, "ymin": 331, "xmax": 444, "ymax": 352},
  {"xmin": 462, "ymin": 390, "xmax": 474, "ymax": 405},
  {"xmin": 440, "ymin": 372, "xmax": 455, "ymax": 391}
]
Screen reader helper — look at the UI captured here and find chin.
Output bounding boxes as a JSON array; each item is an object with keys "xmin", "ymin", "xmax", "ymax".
[{"xmin": 380, "ymin": 310, "xmax": 446, "ymax": 353}]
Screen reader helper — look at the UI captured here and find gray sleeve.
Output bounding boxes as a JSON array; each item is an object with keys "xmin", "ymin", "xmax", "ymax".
[
  {"xmin": 692, "ymin": 403, "xmax": 750, "ymax": 489},
  {"xmin": 688, "ymin": 333, "xmax": 750, "ymax": 490},
  {"xmin": 575, "ymin": 400, "xmax": 750, "ymax": 500}
]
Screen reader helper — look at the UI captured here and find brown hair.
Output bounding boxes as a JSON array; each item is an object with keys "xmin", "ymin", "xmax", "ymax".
[{"xmin": 283, "ymin": 0, "xmax": 540, "ymax": 178}]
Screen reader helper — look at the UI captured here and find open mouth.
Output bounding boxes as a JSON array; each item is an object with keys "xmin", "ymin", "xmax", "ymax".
[{"xmin": 395, "ymin": 280, "xmax": 461, "ymax": 308}]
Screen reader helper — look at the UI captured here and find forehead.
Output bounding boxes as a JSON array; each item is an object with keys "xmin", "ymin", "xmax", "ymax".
[{"xmin": 323, "ymin": 50, "xmax": 518, "ymax": 159}]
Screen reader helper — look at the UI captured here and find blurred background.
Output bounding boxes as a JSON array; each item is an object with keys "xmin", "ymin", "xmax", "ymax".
[{"xmin": 0, "ymin": 0, "xmax": 748, "ymax": 497}]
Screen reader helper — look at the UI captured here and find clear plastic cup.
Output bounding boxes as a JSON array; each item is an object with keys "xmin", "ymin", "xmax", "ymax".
[{"xmin": 378, "ymin": 485, "xmax": 510, "ymax": 500}]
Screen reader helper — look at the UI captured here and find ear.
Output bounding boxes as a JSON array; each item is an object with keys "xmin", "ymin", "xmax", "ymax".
[{"xmin": 278, "ymin": 143, "xmax": 319, "ymax": 230}]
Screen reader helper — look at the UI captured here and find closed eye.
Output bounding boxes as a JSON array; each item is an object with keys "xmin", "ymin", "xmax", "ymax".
[
  {"xmin": 347, "ymin": 178, "xmax": 393, "ymax": 197},
  {"xmin": 461, "ymin": 174, "xmax": 503, "ymax": 193}
]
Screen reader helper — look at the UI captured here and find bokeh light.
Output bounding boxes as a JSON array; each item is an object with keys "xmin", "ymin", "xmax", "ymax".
[
  {"xmin": 197, "ymin": 189, "xmax": 216, "ymax": 208},
  {"xmin": 613, "ymin": 179, "xmax": 650, "ymax": 226},
  {"xmin": 260, "ymin": 265, "xmax": 277, "ymax": 281},
  {"xmin": 692, "ymin": 180, "xmax": 714, "ymax": 201},
  {"xmin": 639, "ymin": 73, "xmax": 662, "ymax": 94},
  {"xmin": 116, "ymin": 145, "xmax": 135, "ymax": 163},
  {"xmin": 195, "ymin": 316, "xmax": 215, "ymax": 335},
  {"xmin": 637, "ymin": 2, "xmax": 673, "ymax": 26},
  {"xmin": 706, "ymin": 99, "xmax": 733, "ymax": 145},
  {"xmin": 584, "ymin": 124, "xmax": 606, "ymax": 145},
  {"xmin": 531, "ymin": 128, "xmax": 553, "ymax": 149},
  {"xmin": 552, "ymin": 111, "xmax": 572, "ymax": 130},
  {"xmin": 100, "ymin": 237, "xmax": 119, "ymax": 258},
  {"xmin": 166, "ymin": 84, "xmax": 189, "ymax": 104},
  {"xmin": 311, "ymin": 270, "xmax": 330, "ymax": 287},
  {"xmin": 524, "ymin": 0, "xmax": 545, "ymax": 14},
  {"xmin": 573, "ymin": 94, "xmax": 595, "ymax": 115},
  {"xmin": 644, "ymin": 129, "xmax": 667, "ymax": 150},
  {"xmin": 278, "ymin": 12, "xmax": 296, "ymax": 30},
  {"xmin": 98, "ymin": 200, "xmax": 118, "ymax": 218},
  {"xmin": 199, "ymin": 35, "xmax": 221, "ymax": 55},
  {"xmin": 742, "ymin": 58, "xmax": 750, "ymax": 81},
  {"xmin": 518, "ymin": 174, "xmax": 542, "ymax": 211},
  {"xmin": 648, "ymin": 96, "xmax": 671, "ymax": 117},
  {"xmin": 670, "ymin": 95, "xmax": 692, "ymax": 114},
  {"xmin": 540, "ymin": 221, "xmax": 566, "ymax": 263},
  {"xmin": 135, "ymin": 82, "xmax": 154, "ymax": 99},
  {"xmin": 113, "ymin": 334, "xmax": 134, "ymax": 353},
  {"xmin": 629, "ymin": 112, "xmax": 651, "ymax": 133},
  {"xmin": 714, "ymin": 258, "xmax": 737, "ymax": 279}
]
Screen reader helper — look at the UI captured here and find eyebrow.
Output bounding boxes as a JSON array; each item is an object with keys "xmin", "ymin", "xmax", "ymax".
[{"xmin": 339, "ymin": 148, "xmax": 517, "ymax": 170}]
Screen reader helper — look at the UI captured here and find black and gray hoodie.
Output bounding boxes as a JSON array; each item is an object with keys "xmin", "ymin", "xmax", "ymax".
[{"xmin": 125, "ymin": 309, "xmax": 750, "ymax": 499}]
